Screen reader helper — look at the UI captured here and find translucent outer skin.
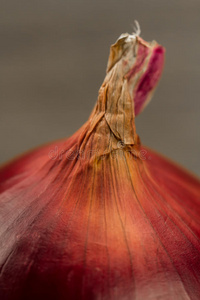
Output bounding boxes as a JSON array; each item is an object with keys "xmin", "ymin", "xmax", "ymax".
[{"xmin": 0, "ymin": 33, "xmax": 200, "ymax": 299}]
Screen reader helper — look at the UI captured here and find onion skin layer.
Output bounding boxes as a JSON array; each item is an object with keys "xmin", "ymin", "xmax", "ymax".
[
  {"xmin": 0, "ymin": 32, "xmax": 200, "ymax": 300},
  {"xmin": 0, "ymin": 137, "xmax": 200, "ymax": 300}
]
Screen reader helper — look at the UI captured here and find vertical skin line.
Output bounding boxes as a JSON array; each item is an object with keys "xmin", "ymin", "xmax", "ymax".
[
  {"xmin": 108, "ymin": 154, "xmax": 136, "ymax": 298},
  {"xmin": 5, "ymin": 160, "xmax": 80, "ymax": 275},
  {"xmin": 136, "ymin": 160, "xmax": 200, "ymax": 292},
  {"xmin": 102, "ymin": 157, "xmax": 111, "ymax": 298},
  {"xmin": 81, "ymin": 147, "xmax": 97, "ymax": 296},
  {"xmin": 122, "ymin": 151, "xmax": 192, "ymax": 300},
  {"xmin": 114, "ymin": 152, "xmax": 169, "ymax": 298},
  {"xmin": 138, "ymin": 161, "xmax": 200, "ymax": 245},
  {"xmin": 141, "ymin": 159, "xmax": 200, "ymax": 227},
  {"xmin": 136, "ymin": 156, "xmax": 200, "ymax": 258},
  {"xmin": 0, "ymin": 157, "xmax": 78, "ymax": 262},
  {"xmin": 19, "ymin": 135, "xmax": 95, "ymax": 295},
  {"xmin": 54, "ymin": 159, "xmax": 91, "ymax": 266},
  {"xmin": 0, "ymin": 154, "xmax": 83, "ymax": 290}
]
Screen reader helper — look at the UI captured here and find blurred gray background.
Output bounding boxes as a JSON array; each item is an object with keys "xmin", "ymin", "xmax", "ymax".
[{"xmin": 0, "ymin": 0, "xmax": 200, "ymax": 176}]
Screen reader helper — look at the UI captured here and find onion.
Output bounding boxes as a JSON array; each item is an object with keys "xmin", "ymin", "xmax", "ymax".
[{"xmin": 0, "ymin": 25, "xmax": 200, "ymax": 300}]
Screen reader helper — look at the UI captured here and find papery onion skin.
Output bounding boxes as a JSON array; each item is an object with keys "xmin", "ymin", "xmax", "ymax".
[{"xmin": 0, "ymin": 31, "xmax": 200, "ymax": 300}]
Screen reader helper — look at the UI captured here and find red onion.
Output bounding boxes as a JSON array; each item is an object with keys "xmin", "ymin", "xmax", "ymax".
[{"xmin": 0, "ymin": 26, "xmax": 200, "ymax": 300}]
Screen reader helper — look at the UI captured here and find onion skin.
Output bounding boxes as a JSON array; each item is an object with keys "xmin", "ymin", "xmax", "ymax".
[{"xmin": 0, "ymin": 32, "xmax": 200, "ymax": 300}]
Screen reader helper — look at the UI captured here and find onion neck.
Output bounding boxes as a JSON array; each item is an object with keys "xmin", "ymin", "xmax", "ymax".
[{"xmin": 79, "ymin": 66, "xmax": 140, "ymax": 159}]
